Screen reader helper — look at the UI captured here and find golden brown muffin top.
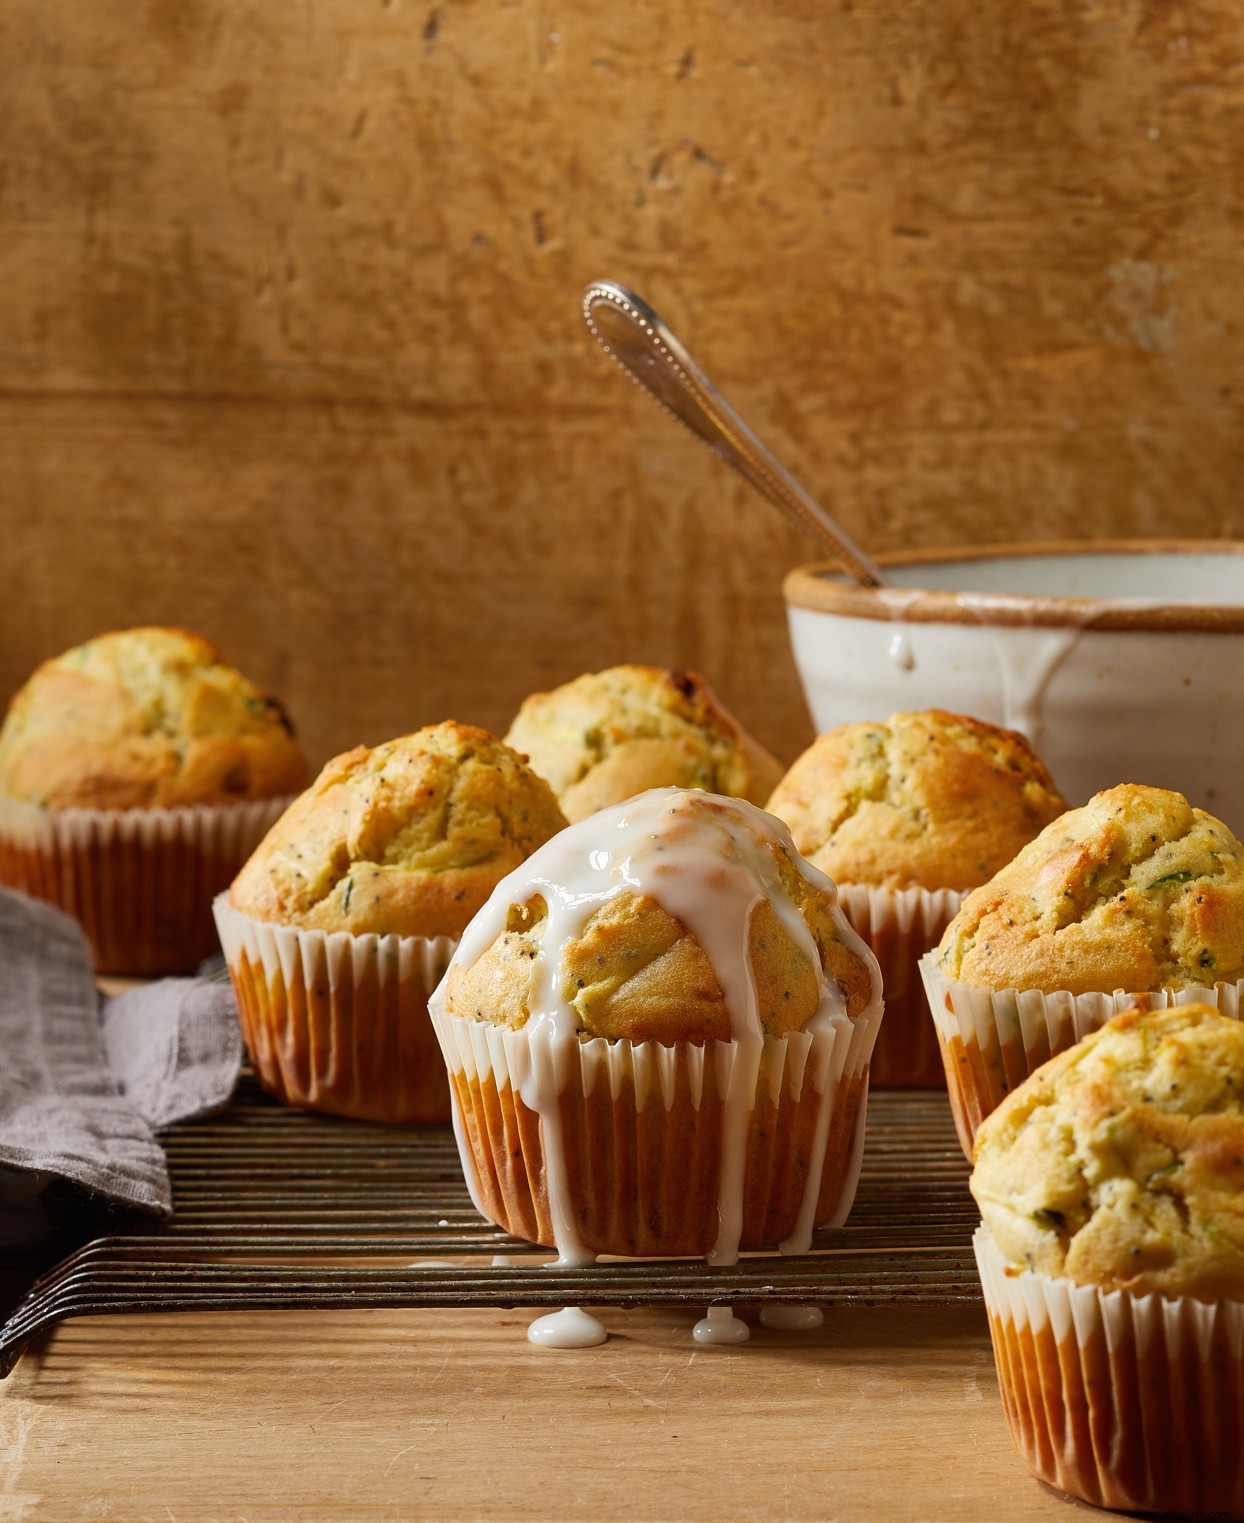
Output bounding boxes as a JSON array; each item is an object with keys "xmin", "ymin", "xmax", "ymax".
[
  {"xmin": 972, "ymin": 1004, "xmax": 1244, "ymax": 1301},
  {"xmin": 0, "ymin": 626, "xmax": 310, "ymax": 810},
  {"xmin": 504, "ymin": 664, "xmax": 783, "ymax": 824},
  {"xmin": 441, "ymin": 788, "xmax": 881, "ymax": 1044},
  {"xmin": 936, "ymin": 784, "xmax": 1244, "ymax": 995},
  {"xmin": 229, "ymin": 721, "xmax": 569, "ymax": 939},
  {"xmin": 765, "ymin": 709, "xmax": 1064, "ymax": 892}
]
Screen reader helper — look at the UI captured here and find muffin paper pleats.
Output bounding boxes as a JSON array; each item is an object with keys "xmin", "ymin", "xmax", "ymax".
[
  {"xmin": 431, "ymin": 1000, "xmax": 883, "ymax": 1260},
  {"xmin": 974, "ymin": 1225, "xmax": 1244, "ymax": 1516},
  {"xmin": 837, "ymin": 884, "xmax": 963, "ymax": 1087},
  {"xmin": 920, "ymin": 954, "xmax": 1244, "ymax": 1158},
  {"xmin": 0, "ymin": 796, "xmax": 292, "ymax": 976},
  {"xmin": 214, "ymin": 896, "xmax": 457, "ymax": 1125}
]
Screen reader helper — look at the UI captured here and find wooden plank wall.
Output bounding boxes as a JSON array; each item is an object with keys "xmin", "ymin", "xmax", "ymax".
[{"xmin": 2, "ymin": 0, "xmax": 1241, "ymax": 770}]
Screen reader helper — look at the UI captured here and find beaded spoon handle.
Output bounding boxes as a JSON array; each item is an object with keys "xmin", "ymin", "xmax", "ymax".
[{"xmin": 582, "ymin": 280, "xmax": 887, "ymax": 587}]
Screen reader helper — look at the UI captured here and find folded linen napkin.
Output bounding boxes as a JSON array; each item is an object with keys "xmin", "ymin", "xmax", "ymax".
[{"xmin": 0, "ymin": 888, "xmax": 241, "ymax": 1232}]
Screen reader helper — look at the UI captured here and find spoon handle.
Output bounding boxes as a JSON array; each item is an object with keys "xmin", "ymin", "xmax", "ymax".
[{"xmin": 583, "ymin": 280, "xmax": 887, "ymax": 587}]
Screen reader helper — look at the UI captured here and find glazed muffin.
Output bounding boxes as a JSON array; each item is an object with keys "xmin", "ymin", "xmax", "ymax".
[
  {"xmin": 0, "ymin": 627, "xmax": 309, "ymax": 973},
  {"xmin": 971, "ymin": 1004, "xmax": 1244, "ymax": 1514},
  {"xmin": 216, "ymin": 722, "xmax": 568, "ymax": 1124},
  {"xmin": 924, "ymin": 783, "xmax": 1244, "ymax": 1154},
  {"xmin": 504, "ymin": 664, "xmax": 783, "ymax": 823},
  {"xmin": 767, "ymin": 710, "xmax": 1064, "ymax": 1087},
  {"xmin": 430, "ymin": 787, "xmax": 884, "ymax": 1261}
]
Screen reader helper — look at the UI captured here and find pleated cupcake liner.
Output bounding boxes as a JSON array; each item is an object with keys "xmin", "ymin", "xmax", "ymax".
[
  {"xmin": 920, "ymin": 954, "xmax": 1244, "ymax": 1159},
  {"xmin": 430, "ymin": 998, "xmax": 884, "ymax": 1261},
  {"xmin": 837, "ymin": 883, "xmax": 963, "ymax": 1088},
  {"xmin": 0, "ymin": 795, "xmax": 292, "ymax": 975},
  {"xmin": 974, "ymin": 1225, "xmax": 1244, "ymax": 1516},
  {"xmin": 213, "ymin": 895, "xmax": 457, "ymax": 1125}
]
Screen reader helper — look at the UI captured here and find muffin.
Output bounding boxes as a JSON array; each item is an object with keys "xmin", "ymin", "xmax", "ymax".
[
  {"xmin": 504, "ymin": 664, "xmax": 783, "ymax": 823},
  {"xmin": 0, "ymin": 627, "xmax": 309, "ymax": 974},
  {"xmin": 766, "ymin": 710, "xmax": 1064, "ymax": 1087},
  {"xmin": 971, "ymin": 1004, "xmax": 1244, "ymax": 1515},
  {"xmin": 215, "ymin": 721, "xmax": 568, "ymax": 1124},
  {"xmin": 923, "ymin": 783, "xmax": 1244, "ymax": 1155},
  {"xmin": 429, "ymin": 787, "xmax": 884, "ymax": 1262}
]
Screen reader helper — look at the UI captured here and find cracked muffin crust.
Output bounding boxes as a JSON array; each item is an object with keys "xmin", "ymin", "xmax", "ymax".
[
  {"xmin": 503, "ymin": 664, "xmax": 783, "ymax": 824},
  {"xmin": 765, "ymin": 709, "xmax": 1065, "ymax": 892},
  {"xmin": 229, "ymin": 721, "xmax": 569, "ymax": 939},
  {"xmin": 442, "ymin": 789, "xmax": 879, "ymax": 1044},
  {"xmin": 0, "ymin": 626, "xmax": 309, "ymax": 809},
  {"xmin": 936, "ymin": 784, "xmax": 1244, "ymax": 995},
  {"xmin": 431, "ymin": 788, "xmax": 885, "ymax": 1259},
  {"xmin": 971, "ymin": 1003, "xmax": 1244, "ymax": 1300}
]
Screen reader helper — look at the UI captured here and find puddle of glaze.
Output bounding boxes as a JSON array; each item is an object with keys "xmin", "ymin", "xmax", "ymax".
[
  {"xmin": 692, "ymin": 1305, "xmax": 750, "ymax": 1346},
  {"xmin": 527, "ymin": 1307, "xmax": 608, "ymax": 1348},
  {"xmin": 759, "ymin": 1304, "xmax": 824, "ymax": 1332}
]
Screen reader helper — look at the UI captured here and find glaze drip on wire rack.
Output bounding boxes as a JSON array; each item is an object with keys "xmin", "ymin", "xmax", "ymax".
[{"xmin": 0, "ymin": 1078, "xmax": 980, "ymax": 1376}]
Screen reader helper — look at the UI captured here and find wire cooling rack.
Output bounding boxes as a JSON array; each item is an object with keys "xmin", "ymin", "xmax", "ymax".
[{"xmin": 0, "ymin": 1078, "xmax": 981, "ymax": 1376}]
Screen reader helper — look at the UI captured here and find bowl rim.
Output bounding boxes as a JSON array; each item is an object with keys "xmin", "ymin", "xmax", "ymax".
[{"xmin": 783, "ymin": 539, "xmax": 1244, "ymax": 632}]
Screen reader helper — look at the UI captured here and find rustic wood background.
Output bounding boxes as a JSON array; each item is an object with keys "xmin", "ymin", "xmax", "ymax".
[{"xmin": 2, "ymin": 0, "xmax": 1241, "ymax": 771}]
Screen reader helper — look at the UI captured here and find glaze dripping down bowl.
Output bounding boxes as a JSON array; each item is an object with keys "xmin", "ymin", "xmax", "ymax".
[{"xmin": 784, "ymin": 541, "xmax": 1244, "ymax": 831}]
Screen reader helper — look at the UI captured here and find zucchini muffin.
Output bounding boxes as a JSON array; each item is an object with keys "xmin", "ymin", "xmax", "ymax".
[
  {"xmin": 216, "ymin": 722, "xmax": 568, "ymax": 1124},
  {"xmin": 0, "ymin": 627, "xmax": 309, "ymax": 973},
  {"xmin": 430, "ymin": 787, "xmax": 883, "ymax": 1261},
  {"xmin": 971, "ymin": 1004, "xmax": 1244, "ymax": 1515},
  {"xmin": 504, "ymin": 664, "xmax": 782, "ymax": 823},
  {"xmin": 923, "ymin": 783, "xmax": 1244, "ymax": 1154},
  {"xmin": 767, "ymin": 710, "xmax": 1064, "ymax": 1086}
]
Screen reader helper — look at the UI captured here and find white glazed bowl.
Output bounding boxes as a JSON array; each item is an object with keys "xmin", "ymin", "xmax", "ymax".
[{"xmin": 784, "ymin": 541, "xmax": 1244, "ymax": 831}]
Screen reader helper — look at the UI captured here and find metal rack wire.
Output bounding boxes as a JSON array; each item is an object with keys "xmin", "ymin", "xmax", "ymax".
[{"xmin": 0, "ymin": 1078, "xmax": 981, "ymax": 1376}]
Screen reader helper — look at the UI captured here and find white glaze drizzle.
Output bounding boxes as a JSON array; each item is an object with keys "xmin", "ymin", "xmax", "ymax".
[
  {"xmin": 869, "ymin": 584, "xmax": 1189, "ymax": 755},
  {"xmin": 777, "ymin": 1053, "xmax": 838, "ymax": 1256},
  {"xmin": 887, "ymin": 628, "xmax": 915, "ymax": 672},
  {"xmin": 692, "ymin": 1305, "xmax": 750, "ymax": 1345},
  {"xmin": 759, "ymin": 1304, "xmax": 824, "ymax": 1331},
  {"xmin": 984, "ymin": 625, "xmax": 1084, "ymax": 749},
  {"xmin": 876, "ymin": 587, "xmax": 923, "ymax": 682},
  {"xmin": 872, "ymin": 587, "xmax": 927, "ymax": 618},
  {"xmin": 435, "ymin": 789, "xmax": 882, "ymax": 1269},
  {"xmin": 527, "ymin": 1307, "xmax": 608, "ymax": 1349},
  {"xmin": 944, "ymin": 590, "xmax": 1096, "ymax": 749}
]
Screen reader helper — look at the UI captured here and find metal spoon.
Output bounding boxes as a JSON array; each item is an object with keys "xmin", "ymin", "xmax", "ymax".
[{"xmin": 582, "ymin": 280, "xmax": 887, "ymax": 587}]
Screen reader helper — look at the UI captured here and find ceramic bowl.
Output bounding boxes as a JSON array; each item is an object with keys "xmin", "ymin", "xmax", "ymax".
[{"xmin": 784, "ymin": 541, "xmax": 1244, "ymax": 831}]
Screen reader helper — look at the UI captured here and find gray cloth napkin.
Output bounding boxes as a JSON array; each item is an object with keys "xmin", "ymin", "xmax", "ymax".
[
  {"xmin": 101, "ymin": 977, "xmax": 240, "ymax": 1131},
  {"xmin": 0, "ymin": 888, "xmax": 242, "ymax": 1232}
]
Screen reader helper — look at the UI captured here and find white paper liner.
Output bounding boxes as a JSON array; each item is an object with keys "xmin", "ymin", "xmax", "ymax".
[
  {"xmin": 0, "ymin": 794, "xmax": 292, "ymax": 974},
  {"xmin": 837, "ymin": 883, "xmax": 964, "ymax": 1087},
  {"xmin": 920, "ymin": 953, "xmax": 1244, "ymax": 1156},
  {"xmin": 214, "ymin": 895, "xmax": 457, "ymax": 1125},
  {"xmin": 431, "ymin": 995, "xmax": 883, "ymax": 1260},
  {"xmin": 0, "ymin": 794, "xmax": 289, "ymax": 851},
  {"xmin": 974, "ymin": 1224, "xmax": 1244, "ymax": 1515},
  {"xmin": 433, "ymin": 1006, "xmax": 873, "ymax": 1107}
]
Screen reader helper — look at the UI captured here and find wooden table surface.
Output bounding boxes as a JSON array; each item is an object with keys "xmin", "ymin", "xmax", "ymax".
[
  {"xmin": 4, "ymin": 987, "xmax": 1109, "ymax": 1519},
  {"xmin": 0, "ymin": 1299, "xmax": 1112, "ymax": 1521}
]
